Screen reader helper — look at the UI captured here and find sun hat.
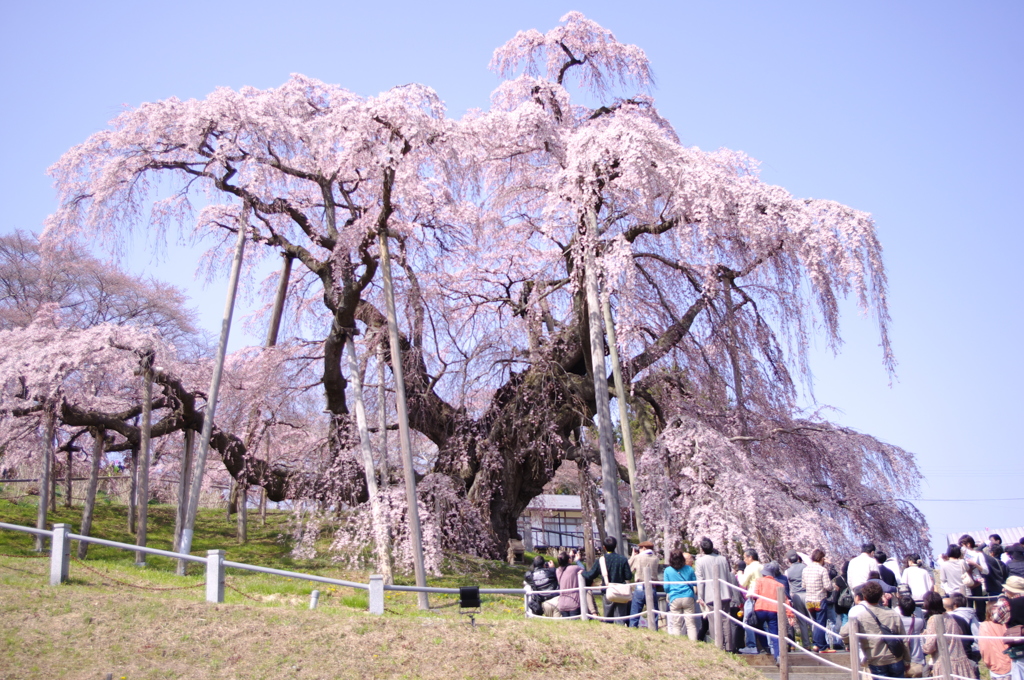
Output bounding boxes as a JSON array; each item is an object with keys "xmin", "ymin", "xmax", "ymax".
[{"xmin": 1003, "ymin": 575, "xmax": 1024, "ymax": 596}]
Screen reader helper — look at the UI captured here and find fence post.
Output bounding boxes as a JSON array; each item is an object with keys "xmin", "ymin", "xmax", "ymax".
[
  {"xmin": 935, "ymin": 614, "xmax": 953, "ymax": 680},
  {"xmin": 712, "ymin": 575, "xmax": 723, "ymax": 649},
  {"xmin": 644, "ymin": 564, "xmax": 656, "ymax": 630},
  {"xmin": 49, "ymin": 523, "xmax": 70, "ymax": 586},
  {"xmin": 777, "ymin": 585, "xmax": 789, "ymax": 680},
  {"xmin": 206, "ymin": 549, "xmax": 225, "ymax": 603},
  {"xmin": 848, "ymin": 617, "xmax": 859, "ymax": 680},
  {"xmin": 369, "ymin": 575, "xmax": 384, "ymax": 615},
  {"xmin": 578, "ymin": 571, "xmax": 588, "ymax": 622}
]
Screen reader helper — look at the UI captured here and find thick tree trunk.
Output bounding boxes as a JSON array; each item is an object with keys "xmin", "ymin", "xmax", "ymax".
[
  {"xmin": 136, "ymin": 355, "xmax": 154, "ymax": 566},
  {"xmin": 78, "ymin": 428, "xmax": 104, "ymax": 559},
  {"xmin": 577, "ymin": 459, "xmax": 596, "ymax": 569}
]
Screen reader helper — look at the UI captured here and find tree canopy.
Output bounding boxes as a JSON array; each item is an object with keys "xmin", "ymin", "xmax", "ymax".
[{"xmin": 19, "ymin": 12, "xmax": 927, "ymax": 565}]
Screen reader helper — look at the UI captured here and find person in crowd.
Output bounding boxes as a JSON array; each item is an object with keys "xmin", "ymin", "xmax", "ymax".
[
  {"xmin": 663, "ymin": 549, "xmax": 698, "ymax": 640},
  {"xmin": 979, "ymin": 599, "xmax": 1012, "ymax": 680},
  {"xmin": 582, "ymin": 536, "xmax": 633, "ymax": 625},
  {"xmin": 627, "ymin": 540, "xmax": 660, "ymax": 629},
  {"xmin": 524, "ymin": 555, "xmax": 560, "ymax": 617},
  {"xmin": 694, "ymin": 537, "xmax": 737, "ymax": 651},
  {"xmin": 740, "ymin": 548, "xmax": 765, "ymax": 653},
  {"xmin": 939, "ymin": 544, "xmax": 968, "ymax": 596},
  {"xmin": 875, "ymin": 551, "xmax": 898, "ymax": 587},
  {"xmin": 733, "ymin": 558, "xmax": 749, "ymax": 652},
  {"xmin": 960, "ymin": 535, "xmax": 990, "ymax": 622},
  {"xmin": 847, "ymin": 542, "xmax": 878, "ymax": 591},
  {"xmin": 901, "ymin": 553, "xmax": 935, "ymax": 605},
  {"xmin": 842, "ymin": 581, "xmax": 910, "ymax": 678},
  {"xmin": 950, "ymin": 591, "xmax": 982, "ymax": 668},
  {"xmin": 996, "ymin": 575, "xmax": 1024, "ymax": 680},
  {"xmin": 803, "ymin": 548, "xmax": 836, "ymax": 653},
  {"xmin": 897, "ymin": 594, "xmax": 926, "ymax": 675},
  {"xmin": 555, "ymin": 552, "xmax": 583, "ymax": 618},
  {"xmin": 785, "ymin": 550, "xmax": 813, "ymax": 649},
  {"xmin": 752, "ymin": 562, "xmax": 791, "ymax": 662},
  {"xmin": 984, "ymin": 534, "xmax": 1002, "ymax": 557},
  {"xmin": 863, "ymin": 570, "xmax": 899, "ymax": 605},
  {"xmin": 1005, "ymin": 543, "xmax": 1024, "ymax": 579},
  {"xmin": 986, "ymin": 545, "xmax": 1009, "ymax": 598},
  {"xmin": 922, "ymin": 590, "xmax": 977, "ymax": 680}
]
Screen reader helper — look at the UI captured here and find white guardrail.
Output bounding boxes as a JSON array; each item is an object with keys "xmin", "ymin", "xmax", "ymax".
[{"xmin": 0, "ymin": 522, "xmax": 523, "ymax": 615}]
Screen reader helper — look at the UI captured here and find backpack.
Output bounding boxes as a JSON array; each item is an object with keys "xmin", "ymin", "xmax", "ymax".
[{"xmin": 833, "ymin": 576, "xmax": 854, "ymax": 614}]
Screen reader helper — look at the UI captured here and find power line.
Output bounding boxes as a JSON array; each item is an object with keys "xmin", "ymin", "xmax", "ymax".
[{"xmin": 903, "ymin": 497, "xmax": 1024, "ymax": 502}]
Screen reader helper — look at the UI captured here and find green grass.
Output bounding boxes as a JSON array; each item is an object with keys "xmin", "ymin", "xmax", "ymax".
[{"xmin": 0, "ymin": 498, "xmax": 764, "ymax": 678}]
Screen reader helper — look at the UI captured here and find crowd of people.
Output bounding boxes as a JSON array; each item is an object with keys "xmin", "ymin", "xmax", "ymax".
[{"xmin": 521, "ymin": 533, "xmax": 1024, "ymax": 680}]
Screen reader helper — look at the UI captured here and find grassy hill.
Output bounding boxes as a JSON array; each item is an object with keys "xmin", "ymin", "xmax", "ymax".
[{"xmin": 0, "ymin": 497, "xmax": 761, "ymax": 679}]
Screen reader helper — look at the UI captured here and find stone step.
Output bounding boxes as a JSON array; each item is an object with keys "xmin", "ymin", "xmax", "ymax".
[{"xmin": 741, "ymin": 652, "xmax": 851, "ymax": 668}]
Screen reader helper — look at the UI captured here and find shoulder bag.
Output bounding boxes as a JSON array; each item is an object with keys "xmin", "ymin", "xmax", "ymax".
[{"xmin": 600, "ymin": 555, "xmax": 633, "ymax": 603}]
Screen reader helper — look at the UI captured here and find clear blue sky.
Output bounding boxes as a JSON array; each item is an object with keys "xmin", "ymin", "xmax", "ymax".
[{"xmin": 2, "ymin": 0, "xmax": 1021, "ymax": 556}]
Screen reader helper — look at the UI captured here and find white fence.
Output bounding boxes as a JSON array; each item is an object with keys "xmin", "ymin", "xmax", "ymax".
[{"xmin": 0, "ymin": 521, "xmax": 522, "ymax": 614}]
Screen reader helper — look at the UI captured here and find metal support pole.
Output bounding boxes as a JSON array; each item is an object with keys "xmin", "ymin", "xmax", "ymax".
[
  {"xmin": 136, "ymin": 352, "xmax": 154, "ymax": 566},
  {"xmin": 180, "ymin": 203, "xmax": 249, "ymax": 565},
  {"xmin": 582, "ymin": 210, "xmax": 623, "ymax": 554},
  {"xmin": 777, "ymin": 585, "xmax": 789, "ymax": 680},
  {"xmin": 377, "ymin": 221, "xmax": 428, "ymax": 609},
  {"xmin": 309, "ymin": 590, "xmax": 320, "ymax": 610},
  {"xmin": 644, "ymin": 564, "xmax": 656, "ymax": 630},
  {"xmin": 578, "ymin": 571, "xmax": 589, "ymax": 622},
  {"xmin": 206, "ymin": 549, "xmax": 225, "ymax": 603},
  {"xmin": 601, "ymin": 293, "xmax": 646, "ymax": 542},
  {"xmin": 49, "ymin": 523, "xmax": 70, "ymax": 586},
  {"xmin": 369, "ymin": 574, "xmax": 385, "ymax": 615}
]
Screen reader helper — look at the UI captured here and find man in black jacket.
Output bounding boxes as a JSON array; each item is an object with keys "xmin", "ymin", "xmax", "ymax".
[
  {"xmin": 524, "ymin": 555, "xmax": 559, "ymax": 616},
  {"xmin": 583, "ymin": 537, "xmax": 633, "ymax": 624},
  {"xmin": 984, "ymin": 546, "xmax": 1009, "ymax": 598}
]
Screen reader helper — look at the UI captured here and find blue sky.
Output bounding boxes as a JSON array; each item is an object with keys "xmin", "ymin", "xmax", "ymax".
[{"xmin": 2, "ymin": 0, "xmax": 1021, "ymax": 556}]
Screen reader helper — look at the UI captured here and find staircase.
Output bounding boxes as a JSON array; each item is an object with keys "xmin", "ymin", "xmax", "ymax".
[{"xmin": 741, "ymin": 650, "xmax": 852, "ymax": 680}]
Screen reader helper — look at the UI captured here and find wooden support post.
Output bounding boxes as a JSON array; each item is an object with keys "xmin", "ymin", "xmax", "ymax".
[
  {"xmin": 377, "ymin": 214, "xmax": 428, "ymax": 610},
  {"xmin": 49, "ymin": 523, "xmax": 71, "ymax": 586},
  {"xmin": 644, "ymin": 564, "xmax": 656, "ymax": 630},
  {"xmin": 136, "ymin": 351, "xmax": 154, "ymax": 566},
  {"xmin": 35, "ymin": 409, "xmax": 55, "ymax": 552},
  {"xmin": 935, "ymin": 614, "xmax": 953, "ymax": 680},
  {"xmin": 205, "ymin": 549, "xmax": 225, "ymax": 603},
  {"xmin": 712, "ymin": 574, "xmax": 723, "ymax": 649},
  {"xmin": 180, "ymin": 202, "xmax": 248, "ymax": 563},
  {"xmin": 582, "ymin": 211, "xmax": 623, "ymax": 554},
  {"xmin": 601, "ymin": 293, "xmax": 646, "ymax": 542},
  {"xmin": 848, "ymin": 618, "xmax": 860, "ymax": 680},
  {"xmin": 77, "ymin": 429, "xmax": 104, "ymax": 559},
  {"xmin": 578, "ymin": 571, "xmax": 589, "ymax": 622},
  {"xmin": 777, "ymin": 585, "xmax": 789, "ymax": 679}
]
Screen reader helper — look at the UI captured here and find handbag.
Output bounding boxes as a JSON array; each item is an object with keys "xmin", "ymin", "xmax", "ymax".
[{"xmin": 600, "ymin": 555, "xmax": 633, "ymax": 603}]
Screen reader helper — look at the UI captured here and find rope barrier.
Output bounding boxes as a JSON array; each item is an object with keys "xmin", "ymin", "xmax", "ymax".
[{"xmin": 224, "ymin": 579, "xmax": 263, "ymax": 602}]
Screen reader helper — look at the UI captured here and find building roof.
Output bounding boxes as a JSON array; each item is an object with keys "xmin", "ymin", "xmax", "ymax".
[
  {"xmin": 946, "ymin": 526, "xmax": 1024, "ymax": 548},
  {"xmin": 525, "ymin": 494, "xmax": 583, "ymax": 511}
]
